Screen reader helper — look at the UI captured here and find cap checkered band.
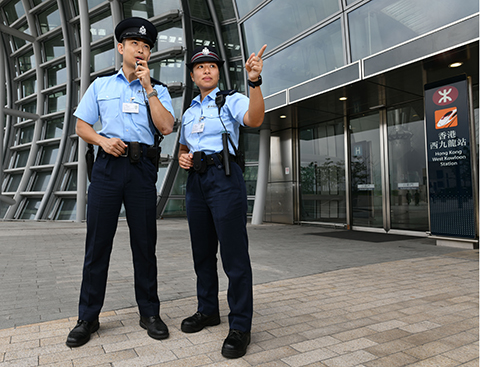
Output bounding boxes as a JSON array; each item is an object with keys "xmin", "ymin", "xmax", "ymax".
[{"xmin": 190, "ymin": 47, "xmax": 220, "ymax": 63}]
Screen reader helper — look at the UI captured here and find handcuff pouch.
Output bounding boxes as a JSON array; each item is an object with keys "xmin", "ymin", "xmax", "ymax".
[
  {"xmin": 129, "ymin": 142, "xmax": 141, "ymax": 164},
  {"xmin": 193, "ymin": 151, "xmax": 207, "ymax": 173}
]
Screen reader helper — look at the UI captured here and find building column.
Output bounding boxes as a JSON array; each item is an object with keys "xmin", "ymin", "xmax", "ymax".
[{"xmin": 251, "ymin": 127, "xmax": 270, "ymax": 225}]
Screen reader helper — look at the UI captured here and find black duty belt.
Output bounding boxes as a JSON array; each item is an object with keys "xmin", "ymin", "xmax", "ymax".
[{"xmin": 98, "ymin": 142, "xmax": 157, "ymax": 164}]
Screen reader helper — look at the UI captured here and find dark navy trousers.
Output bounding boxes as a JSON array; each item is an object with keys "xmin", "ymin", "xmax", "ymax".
[
  {"xmin": 79, "ymin": 150, "xmax": 159, "ymax": 322},
  {"xmin": 186, "ymin": 155, "xmax": 253, "ymax": 332}
]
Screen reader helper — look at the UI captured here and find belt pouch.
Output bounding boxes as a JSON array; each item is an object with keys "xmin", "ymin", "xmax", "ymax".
[
  {"xmin": 193, "ymin": 151, "xmax": 207, "ymax": 173},
  {"xmin": 129, "ymin": 142, "xmax": 141, "ymax": 163}
]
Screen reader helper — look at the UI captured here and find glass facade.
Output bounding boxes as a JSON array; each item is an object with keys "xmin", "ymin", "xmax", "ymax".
[{"xmin": 0, "ymin": 0, "xmax": 477, "ymax": 241}]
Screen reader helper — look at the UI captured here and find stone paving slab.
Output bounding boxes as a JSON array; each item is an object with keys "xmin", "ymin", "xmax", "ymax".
[{"xmin": 0, "ymin": 251, "xmax": 477, "ymax": 366}]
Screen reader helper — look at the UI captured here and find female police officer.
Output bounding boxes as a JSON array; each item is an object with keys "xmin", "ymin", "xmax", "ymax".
[{"xmin": 178, "ymin": 43, "xmax": 266, "ymax": 358}]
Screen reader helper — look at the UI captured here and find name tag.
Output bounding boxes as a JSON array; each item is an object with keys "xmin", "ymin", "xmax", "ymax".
[
  {"xmin": 122, "ymin": 103, "xmax": 139, "ymax": 113},
  {"xmin": 192, "ymin": 122, "xmax": 205, "ymax": 134}
]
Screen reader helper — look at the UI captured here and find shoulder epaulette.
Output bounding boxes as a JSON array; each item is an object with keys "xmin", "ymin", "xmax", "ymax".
[
  {"xmin": 95, "ymin": 70, "xmax": 118, "ymax": 79},
  {"xmin": 151, "ymin": 77, "xmax": 167, "ymax": 88}
]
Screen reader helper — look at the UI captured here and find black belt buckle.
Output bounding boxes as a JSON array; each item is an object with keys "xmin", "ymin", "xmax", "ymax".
[
  {"xmin": 193, "ymin": 151, "xmax": 207, "ymax": 173},
  {"xmin": 129, "ymin": 142, "xmax": 141, "ymax": 163}
]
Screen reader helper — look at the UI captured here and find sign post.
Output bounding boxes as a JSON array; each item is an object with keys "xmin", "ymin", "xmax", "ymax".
[{"xmin": 424, "ymin": 75, "xmax": 477, "ymax": 239}]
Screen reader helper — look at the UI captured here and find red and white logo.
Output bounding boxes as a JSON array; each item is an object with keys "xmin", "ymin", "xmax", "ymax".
[{"xmin": 433, "ymin": 86, "xmax": 458, "ymax": 106}]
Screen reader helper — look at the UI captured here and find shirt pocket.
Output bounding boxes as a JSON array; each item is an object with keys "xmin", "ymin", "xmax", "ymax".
[{"xmin": 97, "ymin": 92, "xmax": 121, "ymax": 119}]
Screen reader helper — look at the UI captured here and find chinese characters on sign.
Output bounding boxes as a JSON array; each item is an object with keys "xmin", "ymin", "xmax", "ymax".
[{"xmin": 424, "ymin": 75, "xmax": 476, "ymax": 239}]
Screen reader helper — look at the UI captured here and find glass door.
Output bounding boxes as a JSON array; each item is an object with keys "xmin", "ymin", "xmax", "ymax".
[{"xmin": 350, "ymin": 112, "xmax": 383, "ymax": 228}]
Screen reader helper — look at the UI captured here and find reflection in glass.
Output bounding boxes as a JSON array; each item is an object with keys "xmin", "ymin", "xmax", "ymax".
[
  {"xmin": 350, "ymin": 113, "xmax": 382, "ymax": 227},
  {"xmin": 244, "ymin": 166, "xmax": 258, "ymax": 196},
  {"xmin": 44, "ymin": 118, "xmax": 64, "ymax": 139},
  {"xmin": 5, "ymin": 173, "xmax": 22, "ymax": 192},
  {"xmin": 262, "ymin": 20, "xmax": 343, "ymax": 96},
  {"xmin": 4, "ymin": 0, "xmax": 25, "ymax": 25},
  {"xmin": 222, "ymin": 23, "xmax": 241, "ymax": 59},
  {"xmin": 14, "ymin": 150, "xmax": 30, "ymax": 168},
  {"xmin": 156, "ymin": 22, "xmax": 183, "ymax": 52},
  {"xmin": 240, "ymin": 131, "xmax": 259, "ymax": 162},
  {"xmin": 228, "ymin": 60, "xmax": 245, "ymax": 93},
  {"xmin": 387, "ymin": 102, "xmax": 428, "ymax": 231},
  {"xmin": 18, "ymin": 50, "xmax": 35, "ymax": 74},
  {"xmin": 47, "ymin": 63, "xmax": 67, "ymax": 87},
  {"xmin": 299, "ymin": 120, "xmax": 346, "ymax": 223},
  {"xmin": 189, "ymin": 0, "xmax": 212, "ymax": 21},
  {"xmin": 44, "ymin": 35, "xmax": 65, "ymax": 61},
  {"xmin": 12, "ymin": 24, "xmax": 30, "ymax": 50},
  {"xmin": 47, "ymin": 90, "xmax": 67, "ymax": 113},
  {"xmin": 19, "ymin": 125, "xmax": 34, "ymax": 144},
  {"xmin": 55, "ymin": 199, "xmax": 76, "ymax": 220},
  {"xmin": 22, "ymin": 101, "xmax": 36, "ymax": 115},
  {"xmin": 32, "ymin": 171, "xmax": 52, "ymax": 191},
  {"xmin": 243, "ymin": 0, "xmax": 339, "ymax": 56},
  {"xmin": 235, "ymin": 0, "xmax": 263, "ymax": 18},
  {"xmin": 122, "ymin": 0, "xmax": 180, "ymax": 19},
  {"xmin": 163, "ymin": 199, "xmax": 186, "ymax": 217},
  {"xmin": 65, "ymin": 169, "xmax": 77, "ymax": 191},
  {"xmin": 91, "ymin": 44, "xmax": 115, "ymax": 72},
  {"xmin": 40, "ymin": 145, "xmax": 59, "ymax": 165},
  {"xmin": 88, "ymin": 0, "xmax": 105, "ymax": 9},
  {"xmin": 213, "ymin": 0, "xmax": 235, "ymax": 21},
  {"xmin": 170, "ymin": 168, "xmax": 188, "ymax": 195},
  {"xmin": 192, "ymin": 22, "xmax": 217, "ymax": 48},
  {"xmin": 20, "ymin": 198, "xmax": 40, "ymax": 219},
  {"xmin": 38, "ymin": 5, "xmax": 60, "ymax": 34},
  {"xmin": 90, "ymin": 13, "xmax": 113, "ymax": 42},
  {"xmin": 20, "ymin": 77, "xmax": 36, "ymax": 98},
  {"xmin": 348, "ymin": 0, "xmax": 479, "ymax": 61},
  {"xmin": 149, "ymin": 58, "xmax": 183, "ymax": 84}
]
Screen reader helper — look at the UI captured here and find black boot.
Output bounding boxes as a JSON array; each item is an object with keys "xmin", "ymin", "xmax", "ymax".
[
  {"xmin": 221, "ymin": 329, "xmax": 251, "ymax": 358},
  {"xmin": 66, "ymin": 319, "xmax": 100, "ymax": 348},
  {"xmin": 181, "ymin": 312, "xmax": 221, "ymax": 333}
]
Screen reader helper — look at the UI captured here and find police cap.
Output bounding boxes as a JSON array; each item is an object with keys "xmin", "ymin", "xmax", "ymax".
[
  {"xmin": 115, "ymin": 17, "xmax": 157, "ymax": 48},
  {"xmin": 186, "ymin": 45, "xmax": 225, "ymax": 71}
]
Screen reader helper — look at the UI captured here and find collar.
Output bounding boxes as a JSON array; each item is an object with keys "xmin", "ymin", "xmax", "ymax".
[{"xmin": 191, "ymin": 87, "xmax": 220, "ymax": 107}]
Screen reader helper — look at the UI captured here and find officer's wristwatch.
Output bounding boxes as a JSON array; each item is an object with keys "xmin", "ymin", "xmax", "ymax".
[
  {"xmin": 147, "ymin": 89, "xmax": 158, "ymax": 99},
  {"xmin": 248, "ymin": 75, "xmax": 262, "ymax": 88}
]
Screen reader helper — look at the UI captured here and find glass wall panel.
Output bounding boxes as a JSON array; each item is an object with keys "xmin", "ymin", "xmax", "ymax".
[
  {"xmin": 222, "ymin": 23, "xmax": 241, "ymax": 59},
  {"xmin": 4, "ymin": 0, "xmax": 25, "ymax": 24},
  {"xmin": 38, "ymin": 5, "xmax": 60, "ymax": 34},
  {"xmin": 13, "ymin": 150, "xmax": 30, "ymax": 168},
  {"xmin": 262, "ymin": 19, "xmax": 343, "ymax": 97},
  {"xmin": 243, "ymin": 0, "xmax": 339, "ymax": 57},
  {"xmin": 47, "ymin": 62, "xmax": 67, "ymax": 87},
  {"xmin": 156, "ymin": 21, "xmax": 183, "ymax": 52},
  {"xmin": 348, "ymin": 0, "xmax": 479, "ymax": 61},
  {"xmin": 235, "ymin": 0, "xmax": 263, "ymax": 19},
  {"xmin": 22, "ymin": 100, "xmax": 36, "ymax": 114},
  {"xmin": 91, "ymin": 43, "xmax": 115, "ymax": 72},
  {"xmin": 55, "ymin": 198, "xmax": 76, "ymax": 220},
  {"xmin": 19, "ymin": 125, "xmax": 34, "ymax": 144},
  {"xmin": 5, "ymin": 173, "xmax": 22, "ymax": 192},
  {"xmin": 192, "ymin": 22, "xmax": 217, "ymax": 48},
  {"xmin": 228, "ymin": 60, "xmax": 245, "ymax": 93},
  {"xmin": 90, "ymin": 12, "xmax": 112, "ymax": 43},
  {"xmin": 39, "ymin": 145, "xmax": 59, "ymax": 165},
  {"xmin": 12, "ymin": 24, "xmax": 30, "ymax": 50},
  {"xmin": 65, "ymin": 169, "xmax": 77, "ymax": 191},
  {"xmin": 162, "ymin": 198, "xmax": 186, "ymax": 216},
  {"xmin": 213, "ymin": 0, "xmax": 235, "ymax": 21},
  {"xmin": 20, "ymin": 76, "xmax": 36, "ymax": 98},
  {"xmin": 43, "ymin": 35, "xmax": 65, "ymax": 61},
  {"xmin": 188, "ymin": 0, "xmax": 212, "ymax": 21},
  {"xmin": 47, "ymin": 90, "xmax": 67, "ymax": 113},
  {"xmin": 32, "ymin": 171, "xmax": 51, "ymax": 191},
  {"xmin": 18, "ymin": 50, "xmax": 35, "ymax": 74},
  {"xmin": 19, "ymin": 198, "xmax": 40, "ymax": 219},
  {"xmin": 387, "ymin": 102, "xmax": 428, "ymax": 231},
  {"xmin": 300, "ymin": 120, "xmax": 346, "ymax": 223},
  {"xmin": 122, "ymin": 0, "xmax": 180, "ymax": 19},
  {"xmin": 149, "ymin": 57, "xmax": 183, "ymax": 84},
  {"xmin": 88, "ymin": 0, "xmax": 105, "ymax": 9},
  {"xmin": 44, "ymin": 117, "xmax": 64, "ymax": 139},
  {"xmin": 350, "ymin": 112, "xmax": 382, "ymax": 228},
  {"xmin": 244, "ymin": 166, "xmax": 257, "ymax": 196}
]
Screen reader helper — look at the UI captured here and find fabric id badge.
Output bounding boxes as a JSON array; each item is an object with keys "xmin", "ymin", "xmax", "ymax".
[{"xmin": 192, "ymin": 122, "xmax": 205, "ymax": 133}]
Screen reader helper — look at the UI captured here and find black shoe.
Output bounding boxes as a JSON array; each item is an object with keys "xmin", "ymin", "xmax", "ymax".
[
  {"xmin": 221, "ymin": 329, "xmax": 251, "ymax": 359},
  {"xmin": 139, "ymin": 315, "xmax": 169, "ymax": 340},
  {"xmin": 66, "ymin": 319, "xmax": 100, "ymax": 348},
  {"xmin": 181, "ymin": 312, "xmax": 221, "ymax": 333}
]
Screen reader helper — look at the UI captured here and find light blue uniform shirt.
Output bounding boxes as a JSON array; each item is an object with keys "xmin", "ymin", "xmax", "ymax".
[
  {"xmin": 74, "ymin": 69, "xmax": 175, "ymax": 146},
  {"xmin": 179, "ymin": 88, "xmax": 249, "ymax": 155}
]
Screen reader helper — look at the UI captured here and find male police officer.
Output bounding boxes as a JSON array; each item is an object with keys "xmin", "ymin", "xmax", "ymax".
[
  {"xmin": 66, "ymin": 17, "xmax": 175, "ymax": 348},
  {"xmin": 178, "ymin": 44, "xmax": 266, "ymax": 358}
]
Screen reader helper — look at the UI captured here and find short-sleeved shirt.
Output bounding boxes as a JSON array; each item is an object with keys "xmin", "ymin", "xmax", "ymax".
[
  {"xmin": 74, "ymin": 69, "xmax": 175, "ymax": 146},
  {"xmin": 179, "ymin": 88, "xmax": 249, "ymax": 156}
]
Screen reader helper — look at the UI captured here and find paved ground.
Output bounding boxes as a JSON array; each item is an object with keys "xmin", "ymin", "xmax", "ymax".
[{"xmin": 0, "ymin": 218, "xmax": 478, "ymax": 366}]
